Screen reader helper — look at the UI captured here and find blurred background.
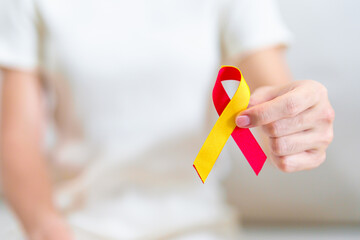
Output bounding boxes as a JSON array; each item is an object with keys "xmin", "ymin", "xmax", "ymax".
[
  {"xmin": 0, "ymin": 0, "xmax": 359, "ymax": 239},
  {"xmin": 225, "ymin": 0, "xmax": 360, "ymax": 238}
]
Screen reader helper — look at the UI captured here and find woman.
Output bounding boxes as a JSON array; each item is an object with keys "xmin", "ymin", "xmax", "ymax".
[{"xmin": 0, "ymin": 0, "xmax": 334, "ymax": 239}]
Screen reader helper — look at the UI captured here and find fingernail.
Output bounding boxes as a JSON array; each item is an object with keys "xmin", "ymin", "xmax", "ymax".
[{"xmin": 236, "ymin": 115, "xmax": 250, "ymax": 128}]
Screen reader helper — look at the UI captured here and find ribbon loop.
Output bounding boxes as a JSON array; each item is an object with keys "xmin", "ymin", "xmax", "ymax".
[{"xmin": 193, "ymin": 66, "xmax": 267, "ymax": 183}]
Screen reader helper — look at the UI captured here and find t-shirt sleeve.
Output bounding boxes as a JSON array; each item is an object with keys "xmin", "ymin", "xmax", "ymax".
[
  {"xmin": 221, "ymin": 0, "xmax": 292, "ymax": 59},
  {"xmin": 0, "ymin": 0, "xmax": 39, "ymax": 70}
]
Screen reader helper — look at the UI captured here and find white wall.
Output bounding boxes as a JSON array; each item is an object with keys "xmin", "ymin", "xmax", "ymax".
[{"xmin": 225, "ymin": 0, "xmax": 360, "ymax": 223}]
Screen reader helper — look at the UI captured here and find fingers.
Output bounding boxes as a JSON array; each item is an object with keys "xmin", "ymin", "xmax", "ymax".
[
  {"xmin": 272, "ymin": 150, "xmax": 326, "ymax": 173},
  {"xmin": 236, "ymin": 81, "xmax": 322, "ymax": 128},
  {"xmin": 268, "ymin": 128, "xmax": 332, "ymax": 157},
  {"xmin": 262, "ymin": 111, "xmax": 313, "ymax": 138},
  {"xmin": 267, "ymin": 102, "xmax": 333, "ymax": 172},
  {"xmin": 266, "ymin": 101, "xmax": 333, "ymax": 172},
  {"xmin": 236, "ymin": 81, "xmax": 333, "ymax": 172},
  {"xmin": 262, "ymin": 102, "xmax": 334, "ymax": 137}
]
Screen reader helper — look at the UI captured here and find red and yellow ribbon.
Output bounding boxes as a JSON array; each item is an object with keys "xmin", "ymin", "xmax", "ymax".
[{"xmin": 193, "ymin": 66, "xmax": 267, "ymax": 183}]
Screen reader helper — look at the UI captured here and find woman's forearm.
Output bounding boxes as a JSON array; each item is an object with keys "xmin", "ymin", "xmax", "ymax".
[
  {"xmin": 0, "ymin": 69, "xmax": 58, "ymax": 236},
  {"xmin": 233, "ymin": 46, "xmax": 293, "ymax": 90}
]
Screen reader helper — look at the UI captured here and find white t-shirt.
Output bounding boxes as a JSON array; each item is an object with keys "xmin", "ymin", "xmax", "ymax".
[{"xmin": 0, "ymin": 0, "xmax": 291, "ymax": 239}]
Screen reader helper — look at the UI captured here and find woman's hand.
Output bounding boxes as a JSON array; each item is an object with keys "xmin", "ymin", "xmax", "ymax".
[{"xmin": 235, "ymin": 80, "xmax": 335, "ymax": 172}]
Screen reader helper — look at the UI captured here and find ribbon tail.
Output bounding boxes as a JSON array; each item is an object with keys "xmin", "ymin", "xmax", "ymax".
[
  {"xmin": 231, "ymin": 127, "xmax": 267, "ymax": 175},
  {"xmin": 193, "ymin": 119, "xmax": 235, "ymax": 183}
]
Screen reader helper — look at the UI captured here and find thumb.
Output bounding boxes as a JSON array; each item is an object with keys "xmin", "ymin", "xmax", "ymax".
[{"xmin": 235, "ymin": 85, "xmax": 286, "ymax": 128}]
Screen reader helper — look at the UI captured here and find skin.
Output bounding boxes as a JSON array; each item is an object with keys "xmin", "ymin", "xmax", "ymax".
[
  {"xmin": 0, "ymin": 47, "xmax": 334, "ymax": 239},
  {"xmin": 0, "ymin": 69, "xmax": 73, "ymax": 240},
  {"xmin": 235, "ymin": 47, "xmax": 335, "ymax": 172}
]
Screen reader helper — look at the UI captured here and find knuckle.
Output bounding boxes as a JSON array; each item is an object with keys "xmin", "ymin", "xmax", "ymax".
[
  {"xmin": 318, "ymin": 83, "xmax": 328, "ymax": 96},
  {"xmin": 271, "ymin": 137, "xmax": 287, "ymax": 156},
  {"xmin": 308, "ymin": 80, "xmax": 326, "ymax": 93},
  {"xmin": 284, "ymin": 96, "xmax": 300, "ymax": 117},
  {"xmin": 254, "ymin": 106, "xmax": 271, "ymax": 124},
  {"xmin": 313, "ymin": 152, "xmax": 327, "ymax": 168},
  {"xmin": 322, "ymin": 128, "xmax": 334, "ymax": 145},
  {"xmin": 277, "ymin": 156, "xmax": 296, "ymax": 173},
  {"xmin": 323, "ymin": 106, "xmax": 335, "ymax": 123},
  {"xmin": 316, "ymin": 82, "xmax": 329, "ymax": 101},
  {"xmin": 265, "ymin": 121, "xmax": 282, "ymax": 137},
  {"xmin": 293, "ymin": 114, "xmax": 304, "ymax": 129},
  {"xmin": 303, "ymin": 80, "xmax": 326, "ymax": 101}
]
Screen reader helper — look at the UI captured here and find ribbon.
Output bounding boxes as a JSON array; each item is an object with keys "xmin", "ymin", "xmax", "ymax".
[{"xmin": 193, "ymin": 66, "xmax": 267, "ymax": 183}]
